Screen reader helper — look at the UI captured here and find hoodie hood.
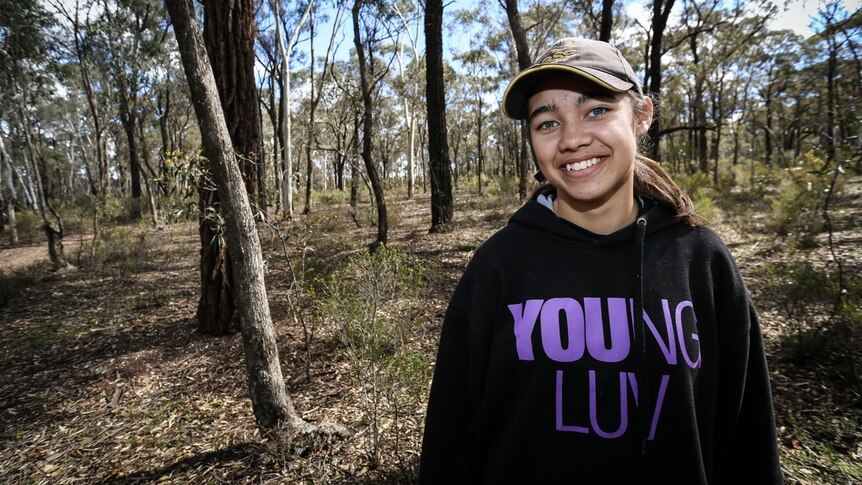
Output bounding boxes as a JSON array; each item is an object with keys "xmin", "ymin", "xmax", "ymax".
[{"xmin": 508, "ymin": 198, "xmax": 681, "ymax": 247}]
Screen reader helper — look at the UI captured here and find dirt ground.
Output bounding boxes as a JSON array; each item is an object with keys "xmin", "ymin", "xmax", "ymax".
[{"xmin": 0, "ymin": 181, "xmax": 860, "ymax": 484}]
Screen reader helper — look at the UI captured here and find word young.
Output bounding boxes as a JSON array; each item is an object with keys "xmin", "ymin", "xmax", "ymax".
[{"xmin": 508, "ymin": 296, "xmax": 701, "ymax": 439}]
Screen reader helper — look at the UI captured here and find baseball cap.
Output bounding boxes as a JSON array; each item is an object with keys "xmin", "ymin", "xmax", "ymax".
[{"xmin": 502, "ymin": 38, "xmax": 643, "ymax": 120}]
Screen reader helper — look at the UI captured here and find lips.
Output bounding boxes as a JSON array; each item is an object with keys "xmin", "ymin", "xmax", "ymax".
[{"xmin": 561, "ymin": 157, "xmax": 602, "ymax": 172}]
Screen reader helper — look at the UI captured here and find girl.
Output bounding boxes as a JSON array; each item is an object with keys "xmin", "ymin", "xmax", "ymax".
[{"xmin": 420, "ymin": 38, "xmax": 782, "ymax": 484}]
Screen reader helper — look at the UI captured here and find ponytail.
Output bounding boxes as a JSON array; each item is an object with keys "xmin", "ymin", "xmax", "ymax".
[{"xmin": 633, "ymin": 154, "xmax": 699, "ymax": 226}]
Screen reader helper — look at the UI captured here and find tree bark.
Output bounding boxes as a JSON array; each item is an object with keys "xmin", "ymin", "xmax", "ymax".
[
  {"xmin": 425, "ymin": 0, "xmax": 453, "ymax": 232},
  {"xmin": 203, "ymin": 0, "xmax": 260, "ymax": 201},
  {"xmin": 504, "ymin": 0, "xmax": 534, "ymax": 200},
  {"xmin": 353, "ymin": 0, "xmax": 388, "ymax": 248},
  {"xmin": 0, "ymin": 134, "xmax": 18, "ymax": 243},
  {"xmin": 303, "ymin": 7, "xmax": 316, "ymax": 214},
  {"xmin": 166, "ymin": 0, "xmax": 297, "ymax": 431},
  {"xmin": 646, "ymin": 0, "xmax": 675, "ymax": 161},
  {"xmin": 599, "ymin": 0, "xmax": 614, "ymax": 42},
  {"xmin": 195, "ymin": 0, "xmax": 263, "ymax": 336}
]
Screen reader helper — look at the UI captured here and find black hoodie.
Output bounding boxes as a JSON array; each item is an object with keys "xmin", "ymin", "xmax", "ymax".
[{"xmin": 420, "ymin": 200, "xmax": 782, "ymax": 484}]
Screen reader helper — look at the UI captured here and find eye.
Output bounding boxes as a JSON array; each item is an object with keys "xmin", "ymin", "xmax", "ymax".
[
  {"xmin": 586, "ymin": 106, "xmax": 608, "ymax": 118},
  {"xmin": 535, "ymin": 119, "xmax": 558, "ymax": 131}
]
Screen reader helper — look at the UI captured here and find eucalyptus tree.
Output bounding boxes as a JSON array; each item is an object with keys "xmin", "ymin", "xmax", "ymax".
[
  {"xmin": 645, "ymin": 0, "xmax": 676, "ymax": 161},
  {"xmin": 165, "ymin": 0, "xmax": 350, "ymax": 442},
  {"xmin": 302, "ymin": 0, "xmax": 345, "ymax": 214},
  {"xmin": 324, "ymin": 58, "xmax": 363, "ymax": 193},
  {"xmin": 48, "ymin": 0, "xmax": 111, "ymax": 198},
  {"xmin": 0, "ymin": 0, "xmax": 74, "ymax": 269},
  {"xmin": 352, "ymin": 0, "xmax": 393, "ymax": 248},
  {"xmin": 502, "ymin": 0, "xmax": 532, "ymax": 199},
  {"xmin": 95, "ymin": 0, "xmax": 169, "ymax": 221},
  {"xmin": 425, "ymin": 0, "xmax": 453, "ymax": 231},
  {"xmin": 391, "ymin": 0, "xmax": 424, "ymax": 199}
]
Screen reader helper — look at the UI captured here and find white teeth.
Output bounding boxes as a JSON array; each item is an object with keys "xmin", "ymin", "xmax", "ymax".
[{"xmin": 565, "ymin": 158, "xmax": 599, "ymax": 171}]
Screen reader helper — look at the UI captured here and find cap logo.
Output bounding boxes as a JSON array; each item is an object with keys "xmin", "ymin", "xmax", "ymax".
[{"xmin": 539, "ymin": 43, "xmax": 575, "ymax": 65}]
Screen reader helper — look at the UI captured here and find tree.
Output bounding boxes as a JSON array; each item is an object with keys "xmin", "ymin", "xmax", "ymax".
[
  {"xmin": 166, "ymin": 0, "xmax": 348, "ymax": 443},
  {"xmin": 425, "ymin": 0, "xmax": 453, "ymax": 232},
  {"xmin": 352, "ymin": 0, "xmax": 388, "ymax": 248},
  {"xmin": 645, "ymin": 0, "xmax": 676, "ymax": 161},
  {"xmin": 1, "ymin": 0, "xmax": 72, "ymax": 270},
  {"xmin": 303, "ymin": 0, "xmax": 344, "ymax": 214},
  {"xmin": 192, "ymin": 0, "xmax": 263, "ymax": 336},
  {"xmin": 502, "ymin": 0, "xmax": 532, "ymax": 200},
  {"xmin": 274, "ymin": 0, "xmax": 313, "ymax": 219}
]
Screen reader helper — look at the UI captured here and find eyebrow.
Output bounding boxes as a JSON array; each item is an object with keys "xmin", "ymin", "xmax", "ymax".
[
  {"xmin": 528, "ymin": 103, "xmax": 558, "ymax": 122},
  {"xmin": 528, "ymin": 92, "xmax": 618, "ymax": 122}
]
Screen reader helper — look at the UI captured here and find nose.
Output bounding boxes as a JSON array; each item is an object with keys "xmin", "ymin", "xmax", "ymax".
[{"xmin": 558, "ymin": 121, "xmax": 591, "ymax": 152}]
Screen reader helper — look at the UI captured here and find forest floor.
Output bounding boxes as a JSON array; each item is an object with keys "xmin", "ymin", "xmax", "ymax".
[{"xmin": 0, "ymin": 178, "xmax": 860, "ymax": 484}]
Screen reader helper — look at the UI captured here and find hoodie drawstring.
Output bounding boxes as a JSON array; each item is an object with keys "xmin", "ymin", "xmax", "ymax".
[{"xmin": 634, "ymin": 216, "xmax": 651, "ymax": 455}]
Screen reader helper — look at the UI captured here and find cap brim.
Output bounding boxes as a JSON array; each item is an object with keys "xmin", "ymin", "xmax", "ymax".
[{"xmin": 502, "ymin": 64, "xmax": 634, "ymax": 120}]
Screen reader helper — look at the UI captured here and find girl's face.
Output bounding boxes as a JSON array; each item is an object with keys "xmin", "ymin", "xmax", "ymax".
[{"xmin": 527, "ymin": 74, "xmax": 652, "ymax": 224}]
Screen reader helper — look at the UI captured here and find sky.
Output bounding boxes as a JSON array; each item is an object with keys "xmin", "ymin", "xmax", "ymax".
[{"xmin": 287, "ymin": 0, "xmax": 860, "ymax": 70}]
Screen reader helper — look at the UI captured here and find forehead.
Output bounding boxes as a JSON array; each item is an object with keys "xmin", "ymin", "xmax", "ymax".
[{"xmin": 527, "ymin": 73, "xmax": 623, "ymax": 106}]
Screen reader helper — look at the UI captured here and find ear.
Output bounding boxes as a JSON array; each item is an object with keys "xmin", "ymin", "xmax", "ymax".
[{"xmin": 635, "ymin": 95, "xmax": 654, "ymax": 137}]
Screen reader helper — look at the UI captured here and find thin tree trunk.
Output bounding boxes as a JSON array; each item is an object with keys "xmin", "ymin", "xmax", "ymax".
[
  {"xmin": 353, "ymin": 0, "xmax": 387, "ymax": 248},
  {"xmin": 599, "ymin": 0, "xmax": 614, "ymax": 42},
  {"xmin": 504, "ymin": 0, "xmax": 533, "ymax": 200},
  {"xmin": 304, "ymin": 7, "xmax": 316, "ymax": 214},
  {"xmin": 276, "ymin": 0, "xmax": 314, "ymax": 219},
  {"xmin": 646, "ymin": 0, "xmax": 675, "ymax": 162},
  {"xmin": 425, "ymin": 0, "xmax": 453, "ymax": 231},
  {"xmin": 0, "ymin": 134, "xmax": 18, "ymax": 243}
]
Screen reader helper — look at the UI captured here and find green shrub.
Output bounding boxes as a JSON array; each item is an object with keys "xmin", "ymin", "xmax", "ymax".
[
  {"xmin": 692, "ymin": 195, "xmax": 722, "ymax": 225},
  {"xmin": 318, "ymin": 245, "xmax": 429, "ymax": 466},
  {"xmin": 80, "ymin": 225, "xmax": 153, "ymax": 275},
  {"xmin": 766, "ymin": 152, "xmax": 842, "ymax": 244},
  {"xmin": 14, "ymin": 210, "xmax": 42, "ymax": 244},
  {"xmin": 760, "ymin": 260, "xmax": 837, "ymax": 356}
]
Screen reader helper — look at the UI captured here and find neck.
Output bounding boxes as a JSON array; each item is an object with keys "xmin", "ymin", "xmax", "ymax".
[{"xmin": 554, "ymin": 194, "xmax": 638, "ymax": 235}]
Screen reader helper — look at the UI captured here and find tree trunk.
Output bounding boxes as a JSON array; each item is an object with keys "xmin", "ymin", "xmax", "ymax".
[
  {"xmin": 646, "ymin": 0, "xmax": 675, "ymax": 161},
  {"xmin": 304, "ymin": 7, "xmax": 316, "ymax": 214},
  {"xmin": 504, "ymin": 0, "xmax": 533, "ymax": 200},
  {"xmin": 196, "ymin": 0, "xmax": 263, "ymax": 336},
  {"xmin": 166, "ymin": 0, "xmax": 299, "ymax": 431},
  {"xmin": 599, "ymin": 0, "xmax": 614, "ymax": 42},
  {"xmin": 24, "ymin": 114, "xmax": 68, "ymax": 270},
  {"xmin": 0, "ymin": 134, "xmax": 18, "ymax": 243},
  {"xmin": 353, "ymin": 0, "xmax": 388, "ymax": 248},
  {"xmin": 476, "ymin": 95, "xmax": 484, "ymax": 196},
  {"xmin": 826, "ymin": 33, "xmax": 837, "ymax": 164},
  {"xmin": 276, "ymin": 0, "xmax": 313, "ymax": 219},
  {"xmin": 203, "ymin": 0, "xmax": 260, "ymax": 202},
  {"xmin": 425, "ymin": 0, "xmax": 454, "ymax": 232}
]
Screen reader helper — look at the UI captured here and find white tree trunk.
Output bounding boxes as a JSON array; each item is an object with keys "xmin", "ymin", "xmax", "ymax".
[
  {"xmin": 276, "ymin": 0, "xmax": 313, "ymax": 219},
  {"xmin": 0, "ymin": 134, "xmax": 18, "ymax": 243}
]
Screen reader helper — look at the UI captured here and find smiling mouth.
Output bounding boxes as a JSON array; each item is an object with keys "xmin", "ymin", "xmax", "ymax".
[{"xmin": 563, "ymin": 157, "xmax": 601, "ymax": 172}]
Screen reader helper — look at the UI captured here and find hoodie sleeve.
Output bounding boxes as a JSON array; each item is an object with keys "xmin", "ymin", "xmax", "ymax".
[
  {"xmin": 419, "ymin": 302, "xmax": 490, "ymax": 484},
  {"xmin": 713, "ymin": 285, "xmax": 783, "ymax": 483}
]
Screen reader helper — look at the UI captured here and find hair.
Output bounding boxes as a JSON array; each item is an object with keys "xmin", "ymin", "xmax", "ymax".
[{"xmin": 528, "ymin": 90, "xmax": 700, "ymax": 227}]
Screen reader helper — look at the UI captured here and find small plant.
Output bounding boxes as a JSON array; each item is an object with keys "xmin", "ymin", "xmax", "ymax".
[
  {"xmin": 760, "ymin": 260, "xmax": 837, "ymax": 357},
  {"xmin": 79, "ymin": 225, "xmax": 153, "ymax": 275},
  {"xmin": 0, "ymin": 264, "xmax": 42, "ymax": 308},
  {"xmin": 318, "ymin": 245, "xmax": 429, "ymax": 468},
  {"xmin": 766, "ymin": 152, "xmax": 843, "ymax": 245}
]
